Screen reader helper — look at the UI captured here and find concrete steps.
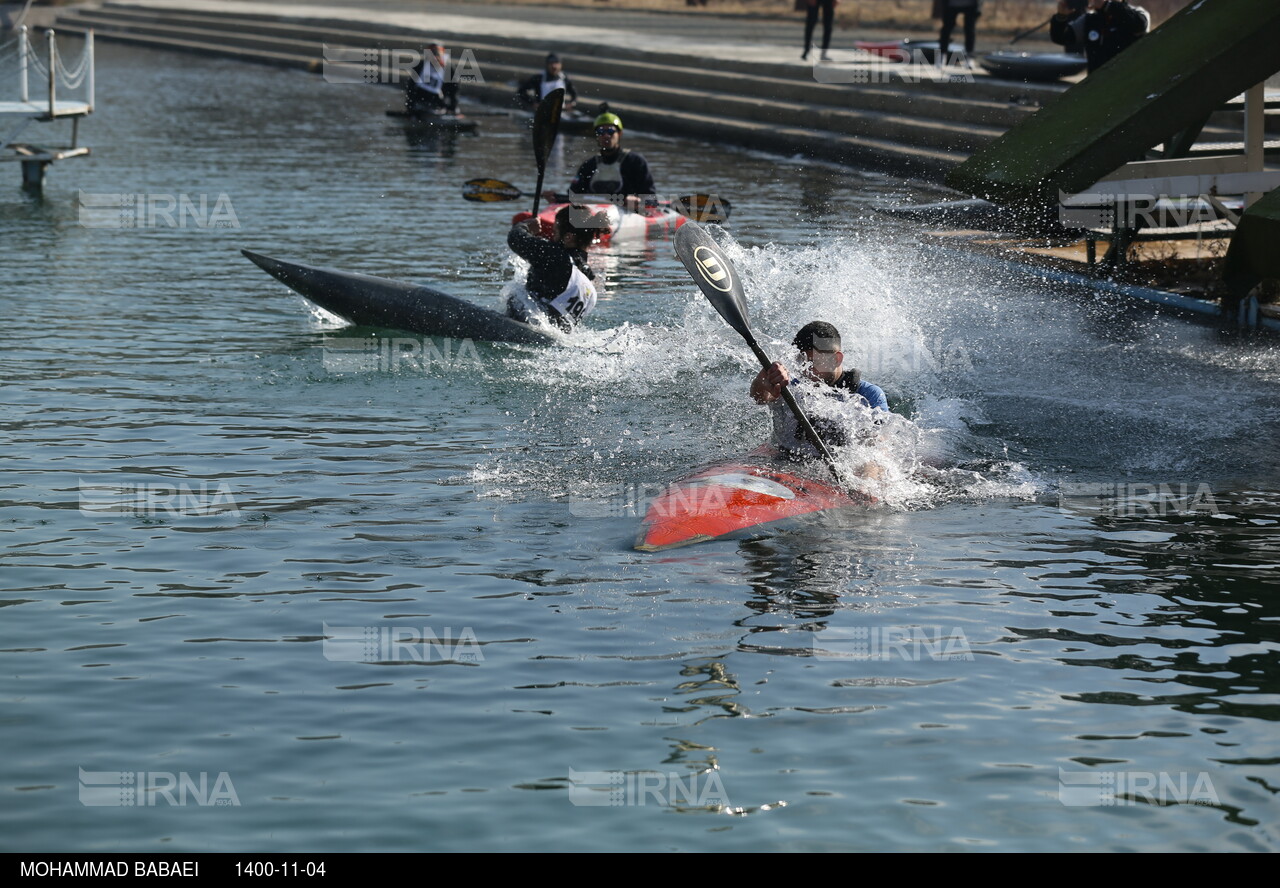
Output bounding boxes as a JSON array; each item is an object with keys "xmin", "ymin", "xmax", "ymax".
[{"xmin": 52, "ymin": 2, "xmax": 1069, "ymax": 178}]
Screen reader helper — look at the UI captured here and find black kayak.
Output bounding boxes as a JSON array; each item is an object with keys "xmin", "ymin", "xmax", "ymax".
[
  {"xmin": 979, "ymin": 51, "xmax": 1088, "ymax": 82},
  {"xmin": 242, "ymin": 250, "xmax": 566, "ymax": 346}
]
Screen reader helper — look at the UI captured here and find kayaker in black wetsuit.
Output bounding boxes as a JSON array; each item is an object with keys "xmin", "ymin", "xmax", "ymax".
[
  {"xmin": 542, "ymin": 112, "xmax": 657, "ymax": 213},
  {"xmin": 405, "ymin": 43, "xmax": 458, "ymax": 115},
  {"xmin": 516, "ymin": 53, "xmax": 578, "ymax": 112},
  {"xmin": 506, "ymin": 205, "xmax": 609, "ymax": 332},
  {"xmin": 751, "ymin": 321, "xmax": 889, "ymax": 472},
  {"xmin": 1050, "ymin": 0, "xmax": 1149, "ymax": 73}
]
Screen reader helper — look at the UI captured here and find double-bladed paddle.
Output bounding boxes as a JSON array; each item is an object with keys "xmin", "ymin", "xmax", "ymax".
[
  {"xmin": 462, "ymin": 178, "xmax": 732, "ymax": 224},
  {"xmin": 672, "ymin": 222, "xmax": 844, "ymax": 485},
  {"xmin": 530, "ymin": 87, "xmax": 565, "ymax": 219}
]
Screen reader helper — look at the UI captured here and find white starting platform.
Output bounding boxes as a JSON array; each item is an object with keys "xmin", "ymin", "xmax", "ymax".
[
  {"xmin": 1, "ymin": 27, "xmax": 94, "ymax": 191},
  {"xmin": 0, "ymin": 98, "xmax": 92, "ymax": 119}
]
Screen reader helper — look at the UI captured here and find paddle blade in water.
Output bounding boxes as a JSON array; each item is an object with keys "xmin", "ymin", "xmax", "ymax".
[
  {"xmin": 671, "ymin": 193, "xmax": 733, "ymax": 224},
  {"xmin": 673, "ymin": 223, "xmax": 843, "ymax": 480},
  {"xmin": 462, "ymin": 178, "xmax": 524, "ymax": 202},
  {"xmin": 674, "ymin": 222, "xmax": 754, "ymax": 347}
]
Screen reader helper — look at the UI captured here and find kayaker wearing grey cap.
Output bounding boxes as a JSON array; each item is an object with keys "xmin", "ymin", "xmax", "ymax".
[{"xmin": 751, "ymin": 321, "xmax": 888, "ymax": 458}]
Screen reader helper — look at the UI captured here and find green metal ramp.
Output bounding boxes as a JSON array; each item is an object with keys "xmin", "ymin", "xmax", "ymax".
[
  {"xmin": 1223, "ymin": 186, "xmax": 1280, "ymax": 298},
  {"xmin": 946, "ymin": 0, "xmax": 1280, "ymax": 208}
]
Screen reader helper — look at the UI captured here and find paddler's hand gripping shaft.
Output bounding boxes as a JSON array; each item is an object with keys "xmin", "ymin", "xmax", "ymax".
[{"xmin": 672, "ymin": 222, "xmax": 847, "ymax": 488}]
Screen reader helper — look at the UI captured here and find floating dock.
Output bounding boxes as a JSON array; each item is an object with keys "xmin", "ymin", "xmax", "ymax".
[{"xmin": 1, "ymin": 26, "xmax": 94, "ymax": 190}]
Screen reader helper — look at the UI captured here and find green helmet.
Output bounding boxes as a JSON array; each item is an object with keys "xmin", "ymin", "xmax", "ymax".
[{"xmin": 593, "ymin": 112, "xmax": 623, "ymax": 131}]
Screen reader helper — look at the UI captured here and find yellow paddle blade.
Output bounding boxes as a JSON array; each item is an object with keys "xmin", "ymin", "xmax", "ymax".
[
  {"xmin": 671, "ymin": 193, "xmax": 733, "ymax": 224},
  {"xmin": 462, "ymin": 178, "xmax": 524, "ymax": 202}
]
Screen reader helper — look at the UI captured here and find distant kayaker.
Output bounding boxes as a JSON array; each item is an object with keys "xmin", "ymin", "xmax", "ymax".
[
  {"xmin": 506, "ymin": 207, "xmax": 609, "ymax": 332},
  {"xmin": 543, "ymin": 112, "xmax": 657, "ymax": 213},
  {"xmin": 405, "ymin": 43, "xmax": 458, "ymax": 115},
  {"xmin": 1049, "ymin": 0, "xmax": 1149, "ymax": 73},
  {"xmin": 751, "ymin": 321, "xmax": 889, "ymax": 461},
  {"xmin": 517, "ymin": 53, "xmax": 578, "ymax": 113}
]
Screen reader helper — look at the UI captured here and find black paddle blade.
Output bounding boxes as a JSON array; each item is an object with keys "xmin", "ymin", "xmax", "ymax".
[
  {"xmin": 672, "ymin": 225, "xmax": 843, "ymax": 477},
  {"xmin": 531, "ymin": 88, "xmax": 565, "ymax": 218},
  {"xmin": 671, "ymin": 193, "xmax": 733, "ymax": 224},
  {"xmin": 674, "ymin": 222, "xmax": 758, "ymax": 353},
  {"xmin": 532, "ymin": 88, "xmax": 565, "ymax": 171},
  {"xmin": 462, "ymin": 178, "xmax": 523, "ymax": 202}
]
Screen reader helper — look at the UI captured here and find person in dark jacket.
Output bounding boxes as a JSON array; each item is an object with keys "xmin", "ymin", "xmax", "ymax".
[
  {"xmin": 516, "ymin": 53, "xmax": 578, "ymax": 112},
  {"xmin": 1050, "ymin": 0, "xmax": 1149, "ymax": 73},
  {"xmin": 543, "ymin": 112, "xmax": 657, "ymax": 212},
  {"xmin": 933, "ymin": 0, "xmax": 983, "ymax": 68},
  {"xmin": 506, "ymin": 206, "xmax": 608, "ymax": 331}
]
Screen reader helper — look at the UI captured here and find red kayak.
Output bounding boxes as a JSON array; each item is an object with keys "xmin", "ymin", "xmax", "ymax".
[
  {"xmin": 635, "ymin": 447, "xmax": 877, "ymax": 552},
  {"xmin": 512, "ymin": 200, "xmax": 686, "ymax": 247}
]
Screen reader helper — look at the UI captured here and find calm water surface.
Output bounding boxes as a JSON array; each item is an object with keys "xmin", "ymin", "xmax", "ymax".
[{"xmin": 2, "ymin": 40, "xmax": 1280, "ymax": 852}]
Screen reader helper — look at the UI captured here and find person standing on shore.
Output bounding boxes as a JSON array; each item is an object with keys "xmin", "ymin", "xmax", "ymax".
[
  {"xmin": 800, "ymin": 0, "xmax": 837, "ymax": 62},
  {"xmin": 933, "ymin": 0, "xmax": 982, "ymax": 69},
  {"xmin": 1049, "ymin": 0, "xmax": 1149, "ymax": 73}
]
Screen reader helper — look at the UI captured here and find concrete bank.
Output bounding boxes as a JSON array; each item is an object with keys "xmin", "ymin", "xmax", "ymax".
[{"xmin": 49, "ymin": 0, "xmax": 1085, "ymax": 181}]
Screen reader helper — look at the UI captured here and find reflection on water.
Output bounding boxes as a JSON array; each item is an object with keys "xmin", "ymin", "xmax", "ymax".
[{"xmin": 1, "ymin": 40, "xmax": 1279, "ymax": 852}]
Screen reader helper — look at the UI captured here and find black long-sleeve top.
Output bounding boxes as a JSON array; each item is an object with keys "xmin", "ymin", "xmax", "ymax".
[{"xmin": 507, "ymin": 224, "xmax": 594, "ymax": 301}]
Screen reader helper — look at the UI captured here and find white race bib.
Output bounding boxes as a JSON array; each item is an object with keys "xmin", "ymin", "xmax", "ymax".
[{"xmin": 546, "ymin": 265, "xmax": 597, "ymax": 324}]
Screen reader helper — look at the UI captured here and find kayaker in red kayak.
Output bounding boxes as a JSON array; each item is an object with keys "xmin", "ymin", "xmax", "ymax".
[
  {"xmin": 506, "ymin": 206, "xmax": 609, "ymax": 332},
  {"xmin": 542, "ymin": 112, "xmax": 657, "ymax": 213},
  {"xmin": 751, "ymin": 321, "xmax": 889, "ymax": 463}
]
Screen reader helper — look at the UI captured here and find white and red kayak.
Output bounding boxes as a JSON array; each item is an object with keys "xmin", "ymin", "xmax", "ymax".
[
  {"xmin": 512, "ymin": 200, "xmax": 686, "ymax": 247},
  {"xmin": 634, "ymin": 447, "xmax": 877, "ymax": 552}
]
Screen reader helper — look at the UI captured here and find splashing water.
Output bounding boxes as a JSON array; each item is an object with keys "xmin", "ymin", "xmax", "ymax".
[{"xmin": 471, "ymin": 230, "xmax": 1041, "ymax": 513}]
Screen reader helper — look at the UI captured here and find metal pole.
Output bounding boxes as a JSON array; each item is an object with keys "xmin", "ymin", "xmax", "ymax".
[
  {"xmin": 47, "ymin": 29, "xmax": 56, "ymax": 118},
  {"xmin": 19, "ymin": 26, "xmax": 28, "ymax": 102},
  {"xmin": 87, "ymin": 30, "xmax": 95, "ymax": 112},
  {"xmin": 1243, "ymin": 82, "xmax": 1265, "ymax": 208}
]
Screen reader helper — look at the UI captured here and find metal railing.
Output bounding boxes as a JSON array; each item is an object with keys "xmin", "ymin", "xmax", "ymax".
[{"xmin": 12, "ymin": 25, "xmax": 95, "ymax": 115}]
